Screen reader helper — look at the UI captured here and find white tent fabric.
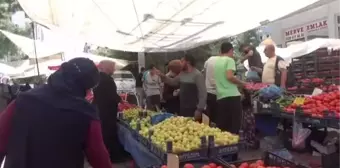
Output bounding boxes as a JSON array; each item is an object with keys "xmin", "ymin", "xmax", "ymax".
[
  {"xmin": 64, "ymin": 52, "xmax": 129, "ymax": 69},
  {"xmin": 12, "ymin": 53, "xmax": 130, "ymax": 78},
  {"xmin": 0, "ymin": 30, "xmax": 64, "ymax": 59},
  {"xmin": 243, "ymin": 38, "xmax": 340, "ymax": 70},
  {"xmin": 0, "ymin": 62, "xmax": 23, "ymax": 76},
  {"xmin": 17, "ymin": 0, "xmax": 318, "ymax": 52}
]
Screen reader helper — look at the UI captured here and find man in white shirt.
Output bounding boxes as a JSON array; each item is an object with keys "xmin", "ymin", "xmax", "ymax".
[
  {"xmin": 203, "ymin": 56, "xmax": 218, "ymax": 123},
  {"xmin": 252, "ymin": 44, "xmax": 288, "ymax": 88}
]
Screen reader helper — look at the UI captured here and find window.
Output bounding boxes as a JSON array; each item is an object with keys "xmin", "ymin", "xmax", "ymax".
[{"xmin": 337, "ymin": 15, "xmax": 340, "ymax": 38}]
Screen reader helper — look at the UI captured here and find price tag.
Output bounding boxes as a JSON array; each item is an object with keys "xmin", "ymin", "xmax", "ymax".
[
  {"xmin": 262, "ymin": 104, "xmax": 270, "ymax": 108},
  {"xmin": 293, "ymin": 97, "xmax": 305, "ymax": 105},
  {"xmin": 312, "ymin": 88, "xmax": 323, "ymax": 96}
]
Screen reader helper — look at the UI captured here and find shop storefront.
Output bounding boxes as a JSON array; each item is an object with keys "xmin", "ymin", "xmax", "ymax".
[
  {"xmin": 284, "ymin": 18, "xmax": 329, "ymax": 46},
  {"xmin": 266, "ymin": 0, "xmax": 340, "ymax": 47}
]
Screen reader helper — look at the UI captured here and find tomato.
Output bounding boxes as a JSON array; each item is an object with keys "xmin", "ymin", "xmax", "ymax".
[
  {"xmin": 304, "ymin": 109, "xmax": 312, "ymax": 114},
  {"xmin": 286, "ymin": 108, "xmax": 295, "ymax": 113},
  {"xmin": 290, "ymin": 103, "xmax": 298, "ymax": 108},
  {"xmin": 255, "ymin": 160, "xmax": 264, "ymax": 166}
]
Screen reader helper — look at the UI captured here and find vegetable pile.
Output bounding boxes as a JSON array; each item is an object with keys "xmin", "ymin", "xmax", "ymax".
[
  {"xmin": 284, "ymin": 90, "xmax": 340, "ymax": 118},
  {"xmin": 230, "ymin": 160, "xmax": 290, "ymax": 168},
  {"xmin": 276, "ymin": 96, "xmax": 294, "ymax": 109},
  {"xmin": 245, "ymin": 83, "xmax": 269, "ymax": 91},
  {"xmin": 118, "ymin": 102, "xmax": 137, "ymax": 112}
]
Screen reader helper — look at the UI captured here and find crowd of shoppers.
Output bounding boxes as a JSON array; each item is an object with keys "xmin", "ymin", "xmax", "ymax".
[{"xmin": 0, "ymin": 40, "xmax": 288, "ymax": 168}]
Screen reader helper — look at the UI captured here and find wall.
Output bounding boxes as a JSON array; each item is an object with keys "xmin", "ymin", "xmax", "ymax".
[{"xmin": 266, "ymin": 0, "xmax": 340, "ymax": 47}]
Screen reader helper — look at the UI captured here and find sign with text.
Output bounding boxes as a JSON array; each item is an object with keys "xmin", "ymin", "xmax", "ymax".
[{"xmin": 284, "ymin": 19, "xmax": 328, "ymax": 41}]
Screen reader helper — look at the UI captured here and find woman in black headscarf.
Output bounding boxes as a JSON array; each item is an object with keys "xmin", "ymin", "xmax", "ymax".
[{"xmin": 0, "ymin": 58, "xmax": 112, "ymax": 168}]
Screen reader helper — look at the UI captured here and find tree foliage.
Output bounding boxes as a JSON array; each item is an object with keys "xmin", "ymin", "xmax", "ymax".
[{"xmin": 0, "ymin": 0, "xmax": 32, "ymax": 61}]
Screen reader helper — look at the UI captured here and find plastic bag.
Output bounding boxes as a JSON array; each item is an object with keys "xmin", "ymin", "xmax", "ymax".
[
  {"xmin": 259, "ymin": 84, "xmax": 283, "ymax": 100},
  {"xmin": 151, "ymin": 113, "xmax": 174, "ymax": 125},
  {"xmin": 246, "ymin": 70, "xmax": 260, "ymax": 81},
  {"xmin": 292, "ymin": 120, "xmax": 311, "ymax": 149}
]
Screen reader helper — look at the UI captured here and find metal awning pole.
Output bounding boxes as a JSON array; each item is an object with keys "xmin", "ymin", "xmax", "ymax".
[{"xmin": 31, "ymin": 22, "xmax": 40, "ymax": 76}]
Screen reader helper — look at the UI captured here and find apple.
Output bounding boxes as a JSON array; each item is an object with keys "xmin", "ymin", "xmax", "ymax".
[
  {"xmin": 239, "ymin": 162, "xmax": 249, "ymax": 168},
  {"xmin": 229, "ymin": 164, "xmax": 236, "ymax": 168},
  {"xmin": 208, "ymin": 163, "xmax": 217, "ymax": 168},
  {"xmin": 161, "ymin": 165, "xmax": 167, "ymax": 168},
  {"xmin": 183, "ymin": 163, "xmax": 194, "ymax": 168},
  {"xmin": 256, "ymin": 160, "xmax": 264, "ymax": 166},
  {"xmin": 249, "ymin": 163, "xmax": 257, "ymax": 168},
  {"xmin": 216, "ymin": 166, "xmax": 223, "ymax": 168},
  {"xmin": 201, "ymin": 165, "xmax": 211, "ymax": 168}
]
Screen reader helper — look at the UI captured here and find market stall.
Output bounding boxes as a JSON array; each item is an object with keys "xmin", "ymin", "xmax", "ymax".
[{"xmin": 115, "ymin": 107, "xmax": 312, "ymax": 168}]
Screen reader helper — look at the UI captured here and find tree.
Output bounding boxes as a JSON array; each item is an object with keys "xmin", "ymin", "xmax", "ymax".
[{"xmin": 0, "ymin": 0, "xmax": 32, "ymax": 61}]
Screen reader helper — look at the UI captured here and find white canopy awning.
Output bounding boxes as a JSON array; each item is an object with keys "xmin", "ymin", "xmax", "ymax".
[
  {"xmin": 66, "ymin": 52, "xmax": 130, "ymax": 69},
  {"xmin": 0, "ymin": 62, "xmax": 23, "ymax": 76},
  {"xmin": 0, "ymin": 30, "xmax": 64, "ymax": 59},
  {"xmin": 18, "ymin": 0, "xmax": 318, "ymax": 52}
]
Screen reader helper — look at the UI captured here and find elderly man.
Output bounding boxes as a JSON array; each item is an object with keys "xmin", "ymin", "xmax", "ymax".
[
  {"xmin": 252, "ymin": 44, "xmax": 288, "ymax": 88},
  {"xmin": 0, "ymin": 58, "xmax": 112, "ymax": 168},
  {"xmin": 92, "ymin": 60, "xmax": 130, "ymax": 164}
]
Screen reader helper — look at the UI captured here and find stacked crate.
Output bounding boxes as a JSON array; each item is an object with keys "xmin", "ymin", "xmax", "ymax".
[{"xmin": 290, "ymin": 48, "xmax": 340, "ymax": 94}]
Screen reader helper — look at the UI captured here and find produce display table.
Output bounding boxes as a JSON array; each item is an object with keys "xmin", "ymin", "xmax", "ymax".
[
  {"xmin": 117, "ymin": 122, "xmax": 233, "ymax": 168},
  {"xmin": 117, "ymin": 122, "xmax": 163, "ymax": 168}
]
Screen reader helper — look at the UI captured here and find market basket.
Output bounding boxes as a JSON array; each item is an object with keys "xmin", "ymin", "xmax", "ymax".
[{"xmin": 225, "ymin": 151, "xmax": 308, "ymax": 168}]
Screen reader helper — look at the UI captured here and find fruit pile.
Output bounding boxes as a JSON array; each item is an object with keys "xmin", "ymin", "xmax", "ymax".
[
  {"xmin": 320, "ymin": 84, "xmax": 339, "ymax": 92},
  {"xmin": 118, "ymin": 102, "xmax": 137, "ymax": 111},
  {"xmin": 161, "ymin": 162, "xmax": 225, "ymax": 168},
  {"xmin": 299, "ymin": 78, "xmax": 324, "ymax": 85},
  {"xmin": 230, "ymin": 160, "xmax": 289, "ymax": 168},
  {"xmin": 130, "ymin": 116, "xmax": 152, "ymax": 130},
  {"xmin": 275, "ymin": 96, "xmax": 294, "ymax": 109},
  {"xmin": 140, "ymin": 117, "xmax": 239, "ymax": 153},
  {"xmin": 284, "ymin": 90, "xmax": 340, "ymax": 117},
  {"xmin": 122, "ymin": 108, "xmax": 157, "ymax": 120},
  {"xmin": 245, "ymin": 83, "xmax": 269, "ymax": 91}
]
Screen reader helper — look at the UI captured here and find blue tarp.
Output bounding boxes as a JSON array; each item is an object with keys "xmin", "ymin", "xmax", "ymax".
[{"xmin": 117, "ymin": 123, "xmax": 162, "ymax": 167}]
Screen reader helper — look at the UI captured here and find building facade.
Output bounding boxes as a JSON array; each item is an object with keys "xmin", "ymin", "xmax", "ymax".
[{"xmin": 264, "ymin": 0, "xmax": 340, "ymax": 47}]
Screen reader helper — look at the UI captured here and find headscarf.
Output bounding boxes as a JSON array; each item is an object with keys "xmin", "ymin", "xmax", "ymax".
[
  {"xmin": 17, "ymin": 57, "xmax": 100, "ymax": 118},
  {"xmin": 48, "ymin": 57, "xmax": 100, "ymax": 97}
]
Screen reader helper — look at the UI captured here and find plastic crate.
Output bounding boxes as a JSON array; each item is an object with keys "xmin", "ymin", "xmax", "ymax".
[
  {"xmin": 154, "ymin": 157, "xmax": 230, "ymax": 168},
  {"xmin": 294, "ymin": 112, "xmax": 328, "ymax": 127},
  {"xmin": 149, "ymin": 137, "xmax": 209, "ymax": 163},
  {"xmin": 207, "ymin": 136, "xmax": 239, "ymax": 157},
  {"xmin": 225, "ymin": 151, "xmax": 307, "ymax": 168},
  {"xmin": 136, "ymin": 133, "xmax": 151, "ymax": 149}
]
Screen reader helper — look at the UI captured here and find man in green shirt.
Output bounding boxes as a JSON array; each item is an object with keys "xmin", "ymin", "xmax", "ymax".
[{"xmin": 214, "ymin": 42, "xmax": 246, "ymax": 134}]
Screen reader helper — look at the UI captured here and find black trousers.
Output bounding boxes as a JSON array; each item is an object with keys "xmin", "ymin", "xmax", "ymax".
[
  {"xmin": 146, "ymin": 95, "xmax": 161, "ymax": 111},
  {"xmin": 216, "ymin": 96, "xmax": 243, "ymax": 134},
  {"xmin": 179, "ymin": 107, "xmax": 196, "ymax": 117},
  {"xmin": 206, "ymin": 93, "xmax": 217, "ymax": 123}
]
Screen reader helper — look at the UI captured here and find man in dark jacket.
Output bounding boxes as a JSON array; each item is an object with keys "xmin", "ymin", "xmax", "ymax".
[
  {"xmin": 163, "ymin": 60, "xmax": 181, "ymax": 114},
  {"xmin": 0, "ymin": 58, "xmax": 112, "ymax": 168},
  {"xmin": 93, "ymin": 60, "xmax": 129, "ymax": 163},
  {"xmin": 239, "ymin": 44, "xmax": 263, "ymax": 78}
]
